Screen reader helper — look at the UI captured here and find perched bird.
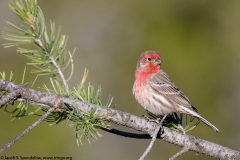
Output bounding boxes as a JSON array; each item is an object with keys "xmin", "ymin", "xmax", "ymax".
[{"xmin": 133, "ymin": 51, "xmax": 219, "ymax": 132}]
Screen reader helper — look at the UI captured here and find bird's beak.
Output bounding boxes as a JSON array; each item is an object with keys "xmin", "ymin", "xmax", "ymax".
[{"xmin": 154, "ymin": 58, "xmax": 161, "ymax": 65}]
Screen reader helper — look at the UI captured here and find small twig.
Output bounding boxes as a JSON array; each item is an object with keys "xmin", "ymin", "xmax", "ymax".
[
  {"xmin": 0, "ymin": 90, "xmax": 20, "ymax": 107},
  {"xmin": 35, "ymin": 37, "xmax": 70, "ymax": 96},
  {"xmin": 139, "ymin": 125, "xmax": 161, "ymax": 160},
  {"xmin": 139, "ymin": 115, "xmax": 167, "ymax": 160},
  {"xmin": 0, "ymin": 107, "xmax": 54, "ymax": 154},
  {"xmin": 169, "ymin": 147, "xmax": 189, "ymax": 160},
  {"xmin": 47, "ymin": 54, "xmax": 69, "ymax": 95}
]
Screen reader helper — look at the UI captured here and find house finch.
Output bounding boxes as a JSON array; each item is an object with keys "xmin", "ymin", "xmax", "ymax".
[{"xmin": 133, "ymin": 51, "xmax": 219, "ymax": 132}]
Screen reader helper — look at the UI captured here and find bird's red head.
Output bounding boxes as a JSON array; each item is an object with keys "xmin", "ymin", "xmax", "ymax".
[{"xmin": 136, "ymin": 51, "xmax": 161, "ymax": 72}]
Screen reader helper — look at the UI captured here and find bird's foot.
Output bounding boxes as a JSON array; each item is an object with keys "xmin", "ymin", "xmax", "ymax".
[
  {"xmin": 143, "ymin": 115, "xmax": 168, "ymax": 137},
  {"xmin": 144, "ymin": 115, "xmax": 167, "ymax": 125},
  {"xmin": 144, "ymin": 115, "xmax": 160, "ymax": 123}
]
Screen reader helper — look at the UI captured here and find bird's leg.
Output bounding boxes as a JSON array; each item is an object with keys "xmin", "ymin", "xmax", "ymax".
[{"xmin": 175, "ymin": 113, "xmax": 185, "ymax": 134}]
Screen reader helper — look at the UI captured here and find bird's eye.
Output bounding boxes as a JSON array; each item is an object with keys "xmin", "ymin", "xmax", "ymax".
[{"xmin": 147, "ymin": 58, "xmax": 152, "ymax": 61}]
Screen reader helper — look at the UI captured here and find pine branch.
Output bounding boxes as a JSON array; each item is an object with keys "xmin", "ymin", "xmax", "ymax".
[
  {"xmin": 0, "ymin": 79, "xmax": 239, "ymax": 159},
  {"xmin": 1, "ymin": 0, "xmax": 107, "ymax": 145},
  {"xmin": 2, "ymin": 0, "xmax": 73, "ymax": 96}
]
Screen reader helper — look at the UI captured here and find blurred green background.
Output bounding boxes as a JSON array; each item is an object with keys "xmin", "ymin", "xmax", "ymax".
[{"xmin": 0, "ymin": 0, "xmax": 239, "ymax": 159}]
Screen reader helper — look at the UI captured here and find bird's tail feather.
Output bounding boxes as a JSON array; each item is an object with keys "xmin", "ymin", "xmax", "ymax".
[{"xmin": 181, "ymin": 106, "xmax": 219, "ymax": 132}]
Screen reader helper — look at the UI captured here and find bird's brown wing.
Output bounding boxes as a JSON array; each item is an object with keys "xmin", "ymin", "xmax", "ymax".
[{"xmin": 149, "ymin": 69, "xmax": 198, "ymax": 112}]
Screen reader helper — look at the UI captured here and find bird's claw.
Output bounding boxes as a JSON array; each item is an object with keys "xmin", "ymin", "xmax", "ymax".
[
  {"xmin": 144, "ymin": 115, "xmax": 161, "ymax": 123},
  {"xmin": 143, "ymin": 115, "xmax": 165, "ymax": 136}
]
